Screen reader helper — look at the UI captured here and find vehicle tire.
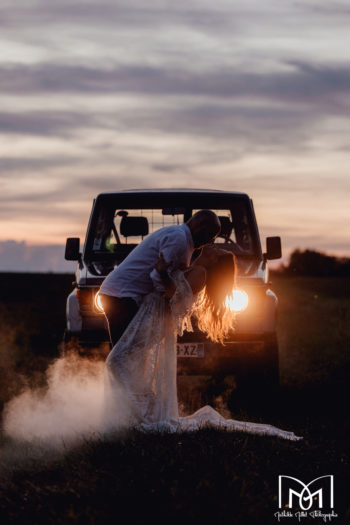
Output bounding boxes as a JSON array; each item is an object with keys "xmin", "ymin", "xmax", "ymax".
[
  {"xmin": 228, "ymin": 336, "xmax": 280, "ymax": 413},
  {"xmin": 63, "ymin": 329, "xmax": 72, "ymax": 343},
  {"xmin": 60, "ymin": 330, "xmax": 80, "ymax": 355}
]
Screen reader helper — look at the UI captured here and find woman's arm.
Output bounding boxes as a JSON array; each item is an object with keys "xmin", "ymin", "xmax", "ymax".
[{"xmin": 154, "ymin": 253, "xmax": 207, "ymax": 299}]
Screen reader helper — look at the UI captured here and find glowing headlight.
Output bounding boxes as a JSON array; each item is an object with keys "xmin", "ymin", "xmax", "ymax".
[
  {"xmin": 225, "ymin": 289, "xmax": 249, "ymax": 312},
  {"xmin": 94, "ymin": 292, "xmax": 104, "ymax": 313}
]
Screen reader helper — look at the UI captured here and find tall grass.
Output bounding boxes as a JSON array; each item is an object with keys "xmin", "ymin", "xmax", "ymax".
[{"xmin": 272, "ymin": 274, "xmax": 350, "ymax": 389}]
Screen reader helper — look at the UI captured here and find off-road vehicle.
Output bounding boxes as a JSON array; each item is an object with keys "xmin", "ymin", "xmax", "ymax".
[{"xmin": 64, "ymin": 189, "xmax": 282, "ymax": 405}]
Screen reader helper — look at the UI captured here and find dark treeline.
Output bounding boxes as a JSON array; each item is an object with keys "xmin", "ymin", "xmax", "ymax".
[{"xmin": 280, "ymin": 249, "xmax": 350, "ymax": 277}]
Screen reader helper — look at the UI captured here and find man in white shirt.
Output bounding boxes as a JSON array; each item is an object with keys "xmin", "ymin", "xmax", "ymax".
[{"xmin": 99, "ymin": 209, "xmax": 221, "ymax": 347}]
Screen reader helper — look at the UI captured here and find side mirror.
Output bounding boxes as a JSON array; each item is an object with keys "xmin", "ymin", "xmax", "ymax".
[
  {"xmin": 65, "ymin": 238, "xmax": 80, "ymax": 261},
  {"xmin": 265, "ymin": 236, "xmax": 282, "ymax": 260}
]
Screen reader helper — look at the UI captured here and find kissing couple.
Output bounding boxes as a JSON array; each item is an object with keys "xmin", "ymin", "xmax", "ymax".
[{"xmin": 99, "ymin": 209, "xmax": 303, "ymax": 440}]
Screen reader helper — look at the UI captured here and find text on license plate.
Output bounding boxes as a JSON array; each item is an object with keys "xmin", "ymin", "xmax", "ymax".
[{"xmin": 176, "ymin": 343, "xmax": 204, "ymax": 358}]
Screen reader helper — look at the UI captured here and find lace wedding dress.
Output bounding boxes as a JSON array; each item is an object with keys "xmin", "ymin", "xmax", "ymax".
[{"xmin": 103, "ymin": 270, "xmax": 303, "ymax": 441}]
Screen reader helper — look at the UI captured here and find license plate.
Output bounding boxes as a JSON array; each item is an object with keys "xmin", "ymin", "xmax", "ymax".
[{"xmin": 176, "ymin": 343, "xmax": 204, "ymax": 358}]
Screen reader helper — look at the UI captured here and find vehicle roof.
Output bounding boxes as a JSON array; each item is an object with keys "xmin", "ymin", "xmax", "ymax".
[{"xmin": 96, "ymin": 188, "xmax": 249, "ymax": 198}]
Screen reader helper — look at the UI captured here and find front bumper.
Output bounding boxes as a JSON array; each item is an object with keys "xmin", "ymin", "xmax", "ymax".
[
  {"xmin": 176, "ymin": 331, "xmax": 278, "ymax": 376},
  {"xmin": 65, "ymin": 326, "xmax": 278, "ymax": 376}
]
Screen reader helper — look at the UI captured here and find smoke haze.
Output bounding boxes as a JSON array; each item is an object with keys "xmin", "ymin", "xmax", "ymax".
[{"xmin": 0, "ymin": 349, "xmax": 130, "ymax": 476}]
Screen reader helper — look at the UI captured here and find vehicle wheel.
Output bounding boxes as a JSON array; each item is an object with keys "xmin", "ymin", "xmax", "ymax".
[
  {"xmin": 60, "ymin": 330, "xmax": 80, "ymax": 355},
  {"xmin": 228, "ymin": 336, "xmax": 280, "ymax": 413},
  {"xmin": 61, "ymin": 331, "xmax": 110, "ymax": 361}
]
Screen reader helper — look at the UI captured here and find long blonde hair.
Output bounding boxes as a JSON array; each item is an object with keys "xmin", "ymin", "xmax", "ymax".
[{"xmin": 192, "ymin": 251, "xmax": 237, "ymax": 344}]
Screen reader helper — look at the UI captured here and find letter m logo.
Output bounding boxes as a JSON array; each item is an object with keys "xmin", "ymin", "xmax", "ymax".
[{"xmin": 278, "ymin": 475, "xmax": 334, "ymax": 511}]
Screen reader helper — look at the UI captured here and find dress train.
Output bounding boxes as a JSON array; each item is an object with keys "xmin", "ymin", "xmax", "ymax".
[{"xmin": 103, "ymin": 270, "xmax": 303, "ymax": 442}]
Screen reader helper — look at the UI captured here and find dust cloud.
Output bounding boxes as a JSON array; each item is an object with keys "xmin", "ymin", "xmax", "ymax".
[{"xmin": 2, "ymin": 350, "xmax": 127, "ymax": 448}]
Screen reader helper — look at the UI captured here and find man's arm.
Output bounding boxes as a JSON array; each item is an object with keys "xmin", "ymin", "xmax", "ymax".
[
  {"xmin": 150, "ymin": 231, "xmax": 188, "ymax": 291},
  {"xmin": 153, "ymin": 252, "xmax": 177, "ymax": 299}
]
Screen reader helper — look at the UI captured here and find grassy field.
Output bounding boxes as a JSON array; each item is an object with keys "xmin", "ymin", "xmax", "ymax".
[{"xmin": 0, "ymin": 272, "xmax": 349, "ymax": 524}]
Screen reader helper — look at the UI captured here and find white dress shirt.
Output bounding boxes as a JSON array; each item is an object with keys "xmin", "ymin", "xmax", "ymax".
[{"xmin": 99, "ymin": 223, "xmax": 194, "ymax": 306}]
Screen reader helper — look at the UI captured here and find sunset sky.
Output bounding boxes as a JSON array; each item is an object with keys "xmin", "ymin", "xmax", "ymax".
[{"xmin": 0, "ymin": 0, "xmax": 349, "ymax": 271}]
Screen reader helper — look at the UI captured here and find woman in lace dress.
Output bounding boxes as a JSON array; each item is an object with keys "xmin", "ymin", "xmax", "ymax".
[{"xmin": 102, "ymin": 246, "xmax": 303, "ymax": 441}]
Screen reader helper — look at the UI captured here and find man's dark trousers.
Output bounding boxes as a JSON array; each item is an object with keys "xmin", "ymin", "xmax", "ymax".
[{"xmin": 100, "ymin": 294, "xmax": 139, "ymax": 348}]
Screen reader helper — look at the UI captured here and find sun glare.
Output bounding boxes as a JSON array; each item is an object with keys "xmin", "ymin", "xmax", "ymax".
[{"xmin": 225, "ymin": 289, "xmax": 249, "ymax": 312}]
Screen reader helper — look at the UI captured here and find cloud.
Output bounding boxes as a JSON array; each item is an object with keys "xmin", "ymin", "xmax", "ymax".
[
  {"xmin": 0, "ymin": 61, "xmax": 348, "ymax": 158},
  {"xmin": 0, "ymin": 61, "xmax": 350, "ymax": 104},
  {"xmin": 0, "ymin": 97, "xmax": 316, "ymax": 149},
  {"xmin": 0, "ymin": 240, "xmax": 75, "ymax": 272},
  {"xmin": 0, "ymin": 63, "xmax": 347, "ymax": 159},
  {"xmin": 0, "ymin": 110, "xmax": 94, "ymax": 137},
  {"xmin": 0, "ymin": 155, "xmax": 81, "ymax": 172},
  {"xmin": 0, "ymin": 2, "xmax": 234, "ymax": 31},
  {"xmin": 0, "ymin": 0, "xmax": 349, "ymax": 258}
]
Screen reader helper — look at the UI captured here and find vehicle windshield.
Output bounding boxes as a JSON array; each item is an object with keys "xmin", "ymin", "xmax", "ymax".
[{"xmin": 84, "ymin": 194, "xmax": 261, "ymax": 275}]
